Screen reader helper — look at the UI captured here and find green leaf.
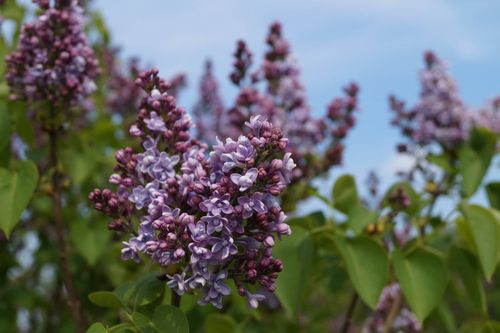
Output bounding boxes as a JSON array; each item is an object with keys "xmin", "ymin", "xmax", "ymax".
[
  {"xmin": 334, "ymin": 236, "xmax": 388, "ymax": 308},
  {"xmin": 449, "ymin": 247, "xmax": 487, "ymax": 314},
  {"xmin": 88, "ymin": 291, "xmax": 124, "ymax": 308},
  {"xmin": 427, "ymin": 153, "xmax": 452, "ymax": 172},
  {"xmin": 70, "ymin": 221, "xmax": 110, "ymax": 266},
  {"xmin": 86, "ymin": 323, "xmax": 108, "ymax": 333},
  {"xmin": 436, "ymin": 302, "xmax": 457, "ymax": 333},
  {"xmin": 131, "ymin": 312, "xmax": 158, "ymax": 333},
  {"xmin": 204, "ymin": 314, "xmax": 238, "ymax": 333},
  {"xmin": 0, "ymin": 160, "xmax": 39, "ymax": 237},
  {"xmin": 486, "ymin": 182, "xmax": 500, "ymax": 210},
  {"xmin": 133, "ymin": 274, "xmax": 165, "ymax": 306},
  {"xmin": 393, "ymin": 248, "xmax": 448, "ymax": 322},
  {"xmin": 63, "ymin": 148, "xmax": 99, "ymax": 184},
  {"xmin": 482, "ymin": 321, "xmax": 500, "ymax": 333},
  {"xmin": 345, "ymin": 205, "xmax": 378, "ymax": 235},
  {"xmin": 274, "ymin": 226, "xmax": 315, "ymax": 316},
  {"xmin": 152, "ymin": 305, "xmax": 189, "ymax": 333},
  {"xmin": 108, "ymin": 323, "xmax": 135, "ymax": 333},
  {"xmin": 459, "ymin": 128, "xmax": 496, "ymax": 198},
  {"xmin": 332, "ymin": 174, "xmax": 359, "ymax": 214},
  {"xmin": 460, "ymin": 203, "xmax": 500, "ymax": 279}
]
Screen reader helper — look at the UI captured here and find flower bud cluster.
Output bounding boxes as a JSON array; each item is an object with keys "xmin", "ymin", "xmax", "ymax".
[{"xmin": 5, "ymin": 0, "xmax": 99, "ymax": 108}]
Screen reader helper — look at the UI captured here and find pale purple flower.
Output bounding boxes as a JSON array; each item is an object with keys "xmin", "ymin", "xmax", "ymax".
[
  {"xmin": 144, "ymin": 111, "xmax": 167, "ymax": 132},
  {"xmin": 238, "ymin": 192, "xmax": 267, "ymax": 218},
  {"xmin": 199, "ymin": 193, "xmax": 234, "ymax": 215},
  {"xmin": 231, "ymin": 168, "xmax": 258, "ymax": 191},
  {"xmin": 200, "ymin": 215, "xmax": 228, "ymax": 234},
  {"xmin": 246, "ymin": 291, "xmax": 266, "ymax": 309},
  {"xmin": 167, "ymin": 271, "xmax": 188, "ymax": 296}
]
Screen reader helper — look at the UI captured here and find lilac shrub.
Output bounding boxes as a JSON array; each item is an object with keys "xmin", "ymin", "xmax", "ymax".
[
  {"xmin": 89, "ymin": 69, "xmax": 295, "ymax": 309},
  {"xmin": 5, "ymin": 0, "xmax": 99, "ymax": 108}
]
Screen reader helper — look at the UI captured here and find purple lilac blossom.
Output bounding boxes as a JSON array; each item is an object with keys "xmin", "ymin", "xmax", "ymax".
[
  {"xmin": 390, "ymin": 51, "xmax": 470, "ymax": 152},
  {"xmin": 5, "ymin": 0, "xmax": 99, "ymax": 108},
  {"xmin": 89, "ymin": 70, "xmax": 294, "ymax": 309}
]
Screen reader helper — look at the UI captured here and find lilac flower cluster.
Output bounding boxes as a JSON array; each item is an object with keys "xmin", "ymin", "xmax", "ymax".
[
  {"xmin": 104, "ymin": 47, "xmax": 187, "ymax": 117},
  {"xmin": 390, "ymin": 51, "xmax": 469, "ymax": 152},
  {"xmin": 193, "ymin": 22, "xmax": 359, "ymax": 182},
  {"xmin": 89, "ymin": 69, "xmax": 295, "ymax": 309},
  {"xmin": 5, "ymin": 0, "xmax": 99, "ymax": 108},
  {"xmin": 472, "ymin": 97, "xmax": 500, "ymax": 135},
  {"xmin": 363, "ymin": 284, "xmax": 421, "ymax": 333},
  {"xmin": 193, "ymin": 61, "xmax": 225, "ymax": 144}
]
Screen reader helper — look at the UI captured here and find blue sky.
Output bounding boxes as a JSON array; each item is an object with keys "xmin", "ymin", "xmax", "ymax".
[{"xmin": 94, "ymin": 0, "xmax": 500, "ymax": 204}]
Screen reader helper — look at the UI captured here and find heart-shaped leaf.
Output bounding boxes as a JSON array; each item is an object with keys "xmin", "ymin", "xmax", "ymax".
[
  {"xmin": 0, "ymin": 160, "xmax": 38, "ymax": 237},
  {"xmin": 393, "ymin": 247, "xmax": 448, "ymax": 322},
  {"xmin": 334, "ymin": 236, "xmax": 389, "ymax": 308},
  {"xmin": 88, "ymin": 291, "xmax": 124, "ymax": 309},
  {"xmin": 459, "ymin": 203, "xmax": 500, "ymax": 279}
]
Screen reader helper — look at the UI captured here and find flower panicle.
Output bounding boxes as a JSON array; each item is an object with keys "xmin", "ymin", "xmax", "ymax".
[{"xmin": 90, "ymin": 70, "xmax": 295, "ymax": 309}]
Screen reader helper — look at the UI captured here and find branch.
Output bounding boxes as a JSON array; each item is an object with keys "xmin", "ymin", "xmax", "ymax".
[
  {"xmin": 382, "ymin": 293, "xmax": 402, "ymax": 333},
  {"xmin": 171, "ymin": 289, "xmax": 181, "ymax": 308},
  {"xmin": 340, "ymin": 292, "xmax": 359, "ymax": 333},
  {"xmin": 49, "ymin": 128, "xmax": 86, "ymax": 333}
]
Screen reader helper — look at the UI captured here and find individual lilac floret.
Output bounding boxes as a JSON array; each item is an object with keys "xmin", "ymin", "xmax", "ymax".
[
  {"xmin": 231, "ymin": 168, "xmax": 258, "ymax": 191},
  {"xmin": 89, "ymin": 70, "xmax": 294, "ymax": 309},
  {"xmin": 200, "ymin": 193, "xmax": 234, "ymax": 215},
  {"xmin": 5, "ymin": 0, "xmax": 99, "ymax": 108}
]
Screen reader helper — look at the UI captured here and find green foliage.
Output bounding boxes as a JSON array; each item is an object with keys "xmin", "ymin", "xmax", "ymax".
[
  {"xmin": 70, "ymin": 221, "xmax": 110, "ymax": 266},
  {"xmin": 334, "ymin": 236, "xmax": 389, "ymax": 308},
  {"xmin": 449, "ymin": 246, "xmax": 487, "ymax": 314},
  {"xmin": 0, "ymin": 160, "xmax": 38, "ymax": 237},
  {"xmin": 151, "ymin": 305, "xmax": 190, "ymax": 333},
  {"xmin": 274, "ymin": 226, "xmax": 315, "ymax": 317},
  {"xmin": 89, "ymin": 291, "xmax": 124, "ymax": 309},
  {"xmin": 486, "ymin": 182, "xmax": 500, "ymax": 210},
  {"xmin": 458, "ymin": 128, "xmax": 497, "ymax": 198},
  {"xmin": 459, "ymin": 203, "xmax": 500, "ymax": 279},
  {"xmin": 204, "ymin": 314, "xmax": 238, "ymax": 333},
  {"xmin": 87, "ymin": 323, "xmax": 108, "ymax": 333},
  {"xmin": 332, "ymin": 174, "xmax": 359, "ymax": 214},
  {"xmin": 393, "ymin": 247, "xmax": 448, "ymax": 322}
]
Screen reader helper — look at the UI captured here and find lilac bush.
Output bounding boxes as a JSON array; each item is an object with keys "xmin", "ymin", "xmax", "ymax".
[{"xmin": 89, "ymin": 69, "xmax": 295, "ymax": 309}]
